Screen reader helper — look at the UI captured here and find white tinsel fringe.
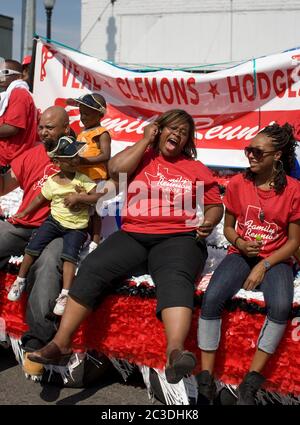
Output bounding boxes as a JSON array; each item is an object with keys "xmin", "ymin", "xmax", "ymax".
[
  {"xmin": 4, "ymin": 336, "xmax": 300, "ymax": 404},
  {"xmin": 140, "ymin": 365, "xmax": 197, "ymax": 405},
  {"xmin": 139, "ymin": 367, "xmax": 300, "ymax": 405},
  {"xmin": 8, "ymin": 335, "xmax": 42, "ymax": 382},
  {"xmin": 151, "ymin": 368, "xmax": 190, "ymax": 405},
  {"xmin": 0, "ymin": 187, "xmax": 23, "ymax": 217},
  {"xmin": 109, "ymin": 357, "xmax": 136, "ymax": 382},
  {"xmin": 139, "ymin": 365, "xmax": 154, "ymax": 402},
  {"xmin": 9, "ymin": 335, "xmax": 23, "ymax": 364}
]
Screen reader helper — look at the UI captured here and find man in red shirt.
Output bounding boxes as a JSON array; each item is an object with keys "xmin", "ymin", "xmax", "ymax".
[
  {"xmin": 0, "ymin": 106, "xmax": 70, "ymax": 263},
  {"xmin": 0, "ymin": 106, "xmax": 70, "ymax": 362},
  {"xmin": 0, "ymin": 59, "xmax": 37, "ymax": 168}
]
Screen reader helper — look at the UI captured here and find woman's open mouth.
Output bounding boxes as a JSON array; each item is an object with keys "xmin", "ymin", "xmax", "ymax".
[{"xmin": 165, "ymin": 137, "xmax": 179, "ymax": 151}]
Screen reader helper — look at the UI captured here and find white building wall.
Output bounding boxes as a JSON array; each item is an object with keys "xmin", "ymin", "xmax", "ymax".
[{"xmin": 81, "ymin": 0, "xmax": 300, "ymax": 68}]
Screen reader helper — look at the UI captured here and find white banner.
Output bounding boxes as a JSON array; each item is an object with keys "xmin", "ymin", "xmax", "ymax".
[{"xmin": 33, "ymin": 40, "xmax": 300, "ymax": 167}]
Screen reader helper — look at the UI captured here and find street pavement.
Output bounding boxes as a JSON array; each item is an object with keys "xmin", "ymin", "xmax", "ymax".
[{"xmin": 0, "ymin": 346, "xmax": 162, "ymax": 406}]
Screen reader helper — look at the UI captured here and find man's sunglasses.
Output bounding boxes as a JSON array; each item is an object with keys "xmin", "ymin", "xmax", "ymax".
[
  {"xmin": 244, "ymin": 146, "xmax": 277, "ymax": 160},
  {"xmin": 0, "ymin": 69, "xmax": 22, "ymax": 77}
]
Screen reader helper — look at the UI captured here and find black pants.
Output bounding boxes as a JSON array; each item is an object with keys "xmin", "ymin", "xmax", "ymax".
[{"xmin": 70, "ymin": 230, "xmax": 208, "ymax": 317}]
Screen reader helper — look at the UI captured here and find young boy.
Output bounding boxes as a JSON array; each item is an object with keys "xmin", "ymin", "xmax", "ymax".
[
  {"xmin": 67, "ymin": 93, "xmax": 111, "ymax": 251},
  {"xmin": 7, "ymin": 136, "xmax": 102, "ymax": 315}
]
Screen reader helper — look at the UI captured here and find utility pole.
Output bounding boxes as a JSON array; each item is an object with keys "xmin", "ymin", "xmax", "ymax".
[
  {"xmin": 21, "ymin": 0, "xmax": 36, "ymax": 60},
  {"xmin": 44, "ymin": 0, "xmax": 56, "ymax": 42}
]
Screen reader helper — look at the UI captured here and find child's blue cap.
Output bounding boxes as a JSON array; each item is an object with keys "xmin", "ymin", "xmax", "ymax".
[
  {"xmin": 66, "ymin": 93, "xmax": 106, "ymax": 114},
  {"xmin": 47, "ymin": 136, "xmax": 86, "ymax": 158}
]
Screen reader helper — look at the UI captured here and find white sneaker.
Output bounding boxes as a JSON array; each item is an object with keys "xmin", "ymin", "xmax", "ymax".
[
  {"xmin": 88, "ymin": 241, "xmax": 98, "ymax": 253},
  {"xmin": 53, "ymin": 292, "xmax": 68, "ymax": 316},
  {"xmin": 7, "ymin": 278, "xmax": 26, "ymax": 301}
]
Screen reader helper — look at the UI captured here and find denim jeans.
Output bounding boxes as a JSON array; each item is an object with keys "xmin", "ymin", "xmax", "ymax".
[
  {"xmin": 25, "ymin": 215, "xmax": 87, "ymax": 264},
  {"xmin": 198, "ymin": 253, "xmax": 294, "ymax": 354}
]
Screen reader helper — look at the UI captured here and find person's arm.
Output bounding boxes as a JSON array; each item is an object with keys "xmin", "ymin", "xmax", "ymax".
[
  {"xmin": 108, "ymin": 122, "xmax": 159, "ymax": 179},
  {"xmin": 293, "ymin": 246, "xmax": 300, "ymax": 263},
  {"xmin": 0, "ymin": 124, "xmax": 20, "ymax": 138},
  {"xmin": 63, "ymin": 187, "xmax": 100, "ymax": 207},
  {"xmin": 0, "ymin": 169, "xmax": 19, "ymax": 195},
  {"xmin": 224, "ymin": 209, "xmax": 262, "ymax": 257},
  {"xmin": 196, "ymin": 204, "xmax": 224, "ymax": 238},
  {"xmin": 79, "ymin": 132, "xmax": 111, "ymax": 166},
  {"xmin": 13, "ymin": 193, "xmax": 48, "ymax": 219},
  {"xmin": 243, "ymin": 220, "xmax": 300, "ymax": 290},
  {"xmin": 63, "ymin": 179, "xmax": 118, "ymax": 209}
]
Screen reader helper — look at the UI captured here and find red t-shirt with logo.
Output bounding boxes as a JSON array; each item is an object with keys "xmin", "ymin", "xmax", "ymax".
[
  {"xmin": 9, "ymin": 144, "xmax": 58, "ymax": 227},
  {"xmin": 224, "ymin": 173, "xmax": 300, "ymax": 258},
  {"xmin": 0, "ymin": 88, "xmax": 38, "ymax": 166},
  {"xmin": 121, "ymin": 149, "xmax": 222, "ymax": 234}
]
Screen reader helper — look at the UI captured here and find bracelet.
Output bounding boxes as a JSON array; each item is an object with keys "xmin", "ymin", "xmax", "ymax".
[{"xmin": 233, "ymin": 236, "xmax": 243, "ymax": 247}]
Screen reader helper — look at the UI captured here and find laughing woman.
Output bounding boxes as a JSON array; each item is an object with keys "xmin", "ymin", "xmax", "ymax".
[
  {"xmin": 197, "ymin": 123, "xmax": 300, "ymax": 405},
  {"xmin": 28, "ymin": 109, "xmax": 223, "ymax": 384}
]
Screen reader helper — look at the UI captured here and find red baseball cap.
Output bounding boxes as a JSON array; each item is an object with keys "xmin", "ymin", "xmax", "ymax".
[{"xmin": 22, "ymin": 55, "xmax": 32, "ymax": 66}]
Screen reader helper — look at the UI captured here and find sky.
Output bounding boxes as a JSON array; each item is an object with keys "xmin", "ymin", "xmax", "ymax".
[{"xmin": 0, "ymin": 0, "xmax": 81, "ymax": 61}]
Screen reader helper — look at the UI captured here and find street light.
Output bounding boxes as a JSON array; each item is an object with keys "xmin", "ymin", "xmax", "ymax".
[{"xmin": 43, "ymin": 0, "xmax": 56, "ymax": 42}]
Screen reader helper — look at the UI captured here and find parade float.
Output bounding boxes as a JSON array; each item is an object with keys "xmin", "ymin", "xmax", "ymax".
[{"xmin": 0, "ymin": 38, "xmax": 300, "ymax": 404}]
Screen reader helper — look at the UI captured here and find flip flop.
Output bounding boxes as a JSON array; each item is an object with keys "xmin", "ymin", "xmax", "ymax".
[
  {"xmin": 27, "ymin": 341, "xmax": 72, "ymax": 365},
  {"xmin": 165, "ymin": 349, "xmax": 197, "ymax": 384}
]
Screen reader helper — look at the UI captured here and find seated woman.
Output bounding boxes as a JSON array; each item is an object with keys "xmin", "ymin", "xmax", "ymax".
[
  {"xmin": 197, "ymin": 123, "xmax": 300, "ymax": 404},
  {"xmin": 28, "ymin": 109, "xmax": 223, "ymax": 384}
]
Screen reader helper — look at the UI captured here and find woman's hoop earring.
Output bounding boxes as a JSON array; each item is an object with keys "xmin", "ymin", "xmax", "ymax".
[{"xmin": 273, "ymin": 159, "xmax": 283, "ymax": 174}]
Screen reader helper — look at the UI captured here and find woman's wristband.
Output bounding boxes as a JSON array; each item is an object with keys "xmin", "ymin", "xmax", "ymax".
[{"xmin": 233, "ymin": 236, "xmax": 243, "ymax": 247}]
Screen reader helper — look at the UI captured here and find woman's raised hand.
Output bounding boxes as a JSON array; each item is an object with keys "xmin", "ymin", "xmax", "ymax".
[{"xmin": 143, "ymin": 122, "xmax": 160, "ymax": 144}]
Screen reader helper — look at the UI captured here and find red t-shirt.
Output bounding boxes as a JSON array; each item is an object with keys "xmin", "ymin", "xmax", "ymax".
[
  {"xmin": 0, "ymin": 88, "xmax": 38, "ymax": 166},
  {"xmin": 9, "ymin": 144, "xmax": 58, "ymax": 227},
  {"xmin": 121, "ymin": 149, "xmax": 222, "ymax": 234},
  {"xmin": 224, "ymin": 173, "xmax": 300, "ymax": 258}
]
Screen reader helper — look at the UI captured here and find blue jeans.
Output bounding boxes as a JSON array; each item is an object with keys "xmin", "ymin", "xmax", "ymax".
[
  {"xmin": 25, "ymin": 215, "xmax": 87, "ymax": 264},
  {"xmin": 198, "ymin": 253, "xmax": 294, "ymax": 354}
]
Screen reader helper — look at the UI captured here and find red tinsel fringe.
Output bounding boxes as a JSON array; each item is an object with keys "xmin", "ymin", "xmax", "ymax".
[{"xmin": 1, "ymin": 271, "xmax": 299, "ymax": 395}]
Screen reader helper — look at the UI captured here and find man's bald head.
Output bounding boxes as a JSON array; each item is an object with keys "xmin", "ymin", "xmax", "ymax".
[
  {"xmin": 42, "ymin": 106, "xmax": 69, "ymax": 127},
  {"xmin": 38, "ymin": 106, "xmax": 71, "ymax": 151}
]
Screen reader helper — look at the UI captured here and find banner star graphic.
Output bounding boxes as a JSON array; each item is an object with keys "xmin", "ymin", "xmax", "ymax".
[
  {"xmin": 104, "ymin": 80, "xmax": 113, "ymax": 88},
  {"xmin": 208, "ymin": 82, "xmax": 220, "ymax": 99}
]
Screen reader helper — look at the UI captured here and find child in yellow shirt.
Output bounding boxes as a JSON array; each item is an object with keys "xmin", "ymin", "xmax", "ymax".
[
  {"xmin": 7, "ymin": 136, "xmax": 102, "ymax": 315},
  {"xmin": 67, "ymin": 93, "xmax": 111, "ymax": 250}
]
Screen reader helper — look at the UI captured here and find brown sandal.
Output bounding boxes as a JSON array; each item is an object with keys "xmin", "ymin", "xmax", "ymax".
[
  {"xmin": 27, "ymin": 341, "xmax": 72, "ymax": 365},
  {"xmin": 165, "ymin": 349, "xmax": 196, "ymax": 384}
]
